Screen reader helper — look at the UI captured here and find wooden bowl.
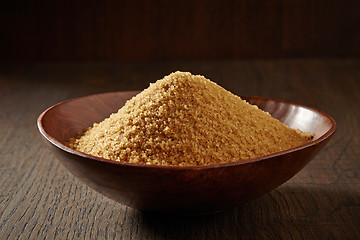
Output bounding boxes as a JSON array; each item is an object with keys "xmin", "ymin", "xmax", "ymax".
[{"xmin": 37, "ymin": 91, "xmax": 336, "ymax": 215}]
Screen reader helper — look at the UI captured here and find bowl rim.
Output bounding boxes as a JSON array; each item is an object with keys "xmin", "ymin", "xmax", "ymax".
[{"xmin": 37, "ymin": 91, "xmax": 337, "ymax": 170}]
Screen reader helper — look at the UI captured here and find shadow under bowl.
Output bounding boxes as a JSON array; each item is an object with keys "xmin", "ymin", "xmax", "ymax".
[{"xmin": 37, "ymin": 91, "xmax": 336, "ymax": 215}]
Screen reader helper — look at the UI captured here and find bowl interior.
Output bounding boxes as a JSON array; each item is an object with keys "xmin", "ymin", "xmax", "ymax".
[
  {"xmin": 40, "ymin": 91, "xmax": 335, "ymax": 152},
  {"xmin": 244, "ymin": 97, "xmax": 334, "ymax": 141}
]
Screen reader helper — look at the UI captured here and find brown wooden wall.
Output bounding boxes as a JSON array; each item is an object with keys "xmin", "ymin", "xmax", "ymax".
[{"xmin": 1, "ymin": 0, "xmax": 360, "ymax": 62}]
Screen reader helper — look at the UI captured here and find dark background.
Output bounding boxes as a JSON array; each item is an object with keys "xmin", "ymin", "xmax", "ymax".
[{"xmin": 1, "ymin": 0, "xmax": 360, "ymax": 62}]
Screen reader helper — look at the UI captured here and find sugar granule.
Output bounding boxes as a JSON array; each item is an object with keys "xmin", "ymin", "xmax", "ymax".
[{"xmin": 68, "ymin": 71, "xmax": 313, "ymax": 166}]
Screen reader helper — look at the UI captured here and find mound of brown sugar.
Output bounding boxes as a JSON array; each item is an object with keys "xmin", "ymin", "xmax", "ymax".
[{"xmin": 68, "ymin": 71, "xmax": 313, "ymax": 166}]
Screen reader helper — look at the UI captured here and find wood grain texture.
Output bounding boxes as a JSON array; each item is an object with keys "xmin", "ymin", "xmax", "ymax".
[
  {"xmin": 0, "ymin": 59, "xmax": 359, "ymax": 239},
  {"xmin": 1, "ymin": 0, "xmax": 360, "ymax": 61}
]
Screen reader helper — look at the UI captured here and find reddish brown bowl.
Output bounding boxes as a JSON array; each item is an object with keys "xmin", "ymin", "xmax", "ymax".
[{"xmin": 37, "ymin": 91, "xmax": 336, "ymax": 215}]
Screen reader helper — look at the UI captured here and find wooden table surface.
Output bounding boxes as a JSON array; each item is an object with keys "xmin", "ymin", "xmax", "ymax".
[{"xmin": 0, "ymin": 59, "xmax": 359, "ymax": 239}]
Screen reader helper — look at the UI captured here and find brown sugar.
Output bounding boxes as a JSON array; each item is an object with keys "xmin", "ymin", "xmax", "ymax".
[{"xmin": 68, "ymin": 71, "xmax": 313, "ymax": 166}]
